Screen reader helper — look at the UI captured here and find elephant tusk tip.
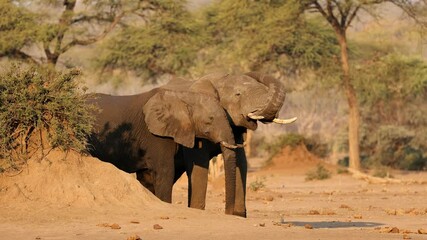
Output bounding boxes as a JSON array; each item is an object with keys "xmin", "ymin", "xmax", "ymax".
[{"xmin": 273, "ymin": 117, "xmax": 297, "ymax": 124}]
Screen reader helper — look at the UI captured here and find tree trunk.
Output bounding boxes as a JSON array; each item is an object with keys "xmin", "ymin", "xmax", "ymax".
[{"xmin": 337, "ymin": 31, "xmax": 361, "ymax": 170}]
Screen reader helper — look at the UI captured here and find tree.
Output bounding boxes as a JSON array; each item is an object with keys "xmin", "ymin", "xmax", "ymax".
[
  {"xmin": 198, "ymin": 0, "xmax": 338, "ymax": 75},
  {"xmin": 0, "ymin": 0, "xmax": 39, "ymax": 61},
  {"xmin": 355, "ymin": 53, "xmax": 427, "ymax": 170},
  {"xmin": 97, "ymin": 1, "xmax": 201, "ymax": 81},
  {"xmin": 303, "ymin": 0, "xmax": 427, "ymax": 170},
  {"xmin": 1, "ymin": 0, "xmax": 187, "ymax": 66}
]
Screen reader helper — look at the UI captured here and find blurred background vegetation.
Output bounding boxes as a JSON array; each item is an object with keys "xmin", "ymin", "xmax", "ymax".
[{"xmin": 1, "ymin": 0, "xmax": 426, "ymax": 171}]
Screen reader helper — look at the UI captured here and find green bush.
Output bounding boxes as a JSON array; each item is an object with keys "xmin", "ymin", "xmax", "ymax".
[
  {"xmin": 371, "ymin": 126, "xmax": 426, "ymax": 170},
  {"xmin": 0, "ymin": 64, "xmax": 95, "ymax": 170},
  {"xmin": 305, "ymin": 164, "xmax": 331, "ymax": 181},
  {"xmin": 249, "ymin": 177, "xmax": 266, "ymax": 192}
]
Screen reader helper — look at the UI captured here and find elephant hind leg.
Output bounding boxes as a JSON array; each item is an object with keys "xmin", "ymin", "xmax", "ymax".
[
  {"xmin": 137, "ymin": 168, "xmax": 173, "ymax": 203},
  {"xmin": 136, "ymin": 169, "xmax": 155, "ymax": 194}
]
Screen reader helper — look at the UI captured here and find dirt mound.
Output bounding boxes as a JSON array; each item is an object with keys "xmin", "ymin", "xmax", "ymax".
[
  {"xmin": 266, "ymin": 144, "xmax": 322, "ymax": 171},
  {"xmin": 0, "ymin": 149, "xmax": 164, "ymax": 211}
]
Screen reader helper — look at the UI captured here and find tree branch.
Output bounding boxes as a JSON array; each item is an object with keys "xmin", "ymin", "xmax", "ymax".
[
  {"xmin": 61, "ymin": 11, "xmax": 126, "ymax": 52},
  {"xmin": 345, "ymin": 5, "xmax": 361, "ymax": 30}
]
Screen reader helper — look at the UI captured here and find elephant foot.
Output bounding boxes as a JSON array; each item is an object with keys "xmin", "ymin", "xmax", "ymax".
[{"xmin": 233, "ymin": 210, "xmax": 247, "ymax": 218}]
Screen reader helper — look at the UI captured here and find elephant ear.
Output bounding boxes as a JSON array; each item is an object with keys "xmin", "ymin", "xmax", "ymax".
[{"xmin": 143, "ymin": 91, "xmax": 195, "ymax": 148}]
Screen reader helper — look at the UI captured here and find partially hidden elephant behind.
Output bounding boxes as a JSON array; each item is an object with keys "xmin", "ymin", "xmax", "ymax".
[
  {"xmin": 162, "ymin": 72, "xmax": 297, "ymax": 217},
  {"xmin": 87, "ymin": 86, "xmax": 241, "ymax": 215}
]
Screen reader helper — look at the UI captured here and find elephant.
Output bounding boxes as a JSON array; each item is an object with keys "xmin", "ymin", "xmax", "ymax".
[
  {"xmin": 86, "ymin": 85, "xmax": 241, "ymax": 215},
  {"xmin": 162, "ymin": 72, "xmax": 296, "ymax": 217}
]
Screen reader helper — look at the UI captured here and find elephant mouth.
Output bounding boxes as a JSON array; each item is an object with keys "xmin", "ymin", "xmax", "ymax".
[{"xmin": 241, "ymin": 114, "xmax": 258, "ymax": 130}]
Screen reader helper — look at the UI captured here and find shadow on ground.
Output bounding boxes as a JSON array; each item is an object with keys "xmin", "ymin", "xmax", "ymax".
[{"xmin": 284, "ymin": 221, "xmax": 383, "ymax": 229}]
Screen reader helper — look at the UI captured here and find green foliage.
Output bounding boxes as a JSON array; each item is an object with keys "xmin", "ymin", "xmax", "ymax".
[
  {"xmin": 367, "ymin": 126, "xmax": 426, "ymax": 170},
  {"xmin": 353, "ymin": 53, "xmax": 427, "ymax": 171},
  {"xmin": 0, "ymin": 64, "xmax": 95, "ymax": 169},
  {"xmin": 356, "ymin": 54, "xmax": 427, "ymax": 106},
  {"xmin": 97, "ymin": 1, "xmax": 201, "ymax": 81},
  {"xmin": 305, "ymin": 164, "xmax": 331, "ymax": 181},
  {"xmin": 0, "ymin": 0, "xmax": 39, "ymax": 55},
  {"xmin": 195, "ymin": 0, "xmax": 339, "ymax": 74},
  {"xmin": 249, "ymin": 177, "xmax": 266, "ymax": 192}
]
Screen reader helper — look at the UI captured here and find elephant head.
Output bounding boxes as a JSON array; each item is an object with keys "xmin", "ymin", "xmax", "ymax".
[
  {"xmin": 188, "ymin": 72, "xmax": 297, "ymax": 130},
  {"xmin": 143, "ymin": 89, "xmax": 238, "ymax": 214}
]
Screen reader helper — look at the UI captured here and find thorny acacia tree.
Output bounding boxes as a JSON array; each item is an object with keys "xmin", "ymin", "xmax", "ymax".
[
  {"xmin": 0, "ymin": 0, "xmax": 187, "ymax": 66},
  {"xmin": 303, "ymin": 0, "xmax": 427, "ymax": 170},
  {"xmin": 197, "ymin": 0, "xmax": 339, "ymax": 75}
]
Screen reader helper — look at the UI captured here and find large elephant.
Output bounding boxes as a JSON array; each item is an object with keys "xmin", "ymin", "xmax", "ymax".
[
  {"xmin": 163, "ymin": 72, "xmax": 296, "ymax": 217},
  {"xmin": 87, "ymin": 86, "xmax": 241, "ymax": 215}
]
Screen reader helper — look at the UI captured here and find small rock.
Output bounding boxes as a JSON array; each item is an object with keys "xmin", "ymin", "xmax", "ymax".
[
  {"xmin": 389, "ymin": 227, "xmax": 400, "ymax": 233},
  {"xmin": 418, "ymin": 228, "xmax": 427, "ymax": 234},
  {"xmin": 35, "ymin": 237, "xmax": 41, "ymax": 240},
  {"xmin": 379, "ymin": 227, "xmax": 391, "ymax": 233},
  {"xmin": 403, "ymin": 234, "xmax": 411, "ymax": 239},
  {"xmin": 130, "ymin": 220, "xmax": 140, "ymax": 224},
  {"xmin": 110, "ymin": 223, "xmax": 121, "ymax": 230},
  {"xmin": 153, "ymin": 224, "xmax": 163, "ymax": 230},
  {"xmin": 259, "ymin": 223, "xmax": 266, "ymax": 227},
  {"xmin": 309, "ymin": 210, "xmax": 320, "ymax": 215},
  {"xmin": 175, "ymin": 201, "xmax": 183, "ymax": 204},
  {"xmin": 265, "ymin": 196, "xmax": 274, "ymax": 201},
  {"xmin": 97, "ymin": 223, "xmax": 109, "ymax": 227},
  {"xmin": 127, "ymin": 234, "xmax": 142, "ymax": 240},
  {"xmin": 322, "ymin": 209, "xmax": 336, "ymax": 215},
  {"xmin": 353, "ymin": 214, "xmax": 362, "ymax": 219},
  {"xmin": 304, "ymin": 224, "xmax": 313, "ymax": 229},
  {"xmin": 386, "ymin": 209, "xmax": 397, "ymax": 215},
  {"xmin": 339, "ymin": 204, "xmax": 351, "ymax": 209},
  {"xmin": 272, "ymin": 222, "xmax": 281, "ymax": 226},
  {"xmin": 160, "ymin": 216, "xmax": 170, "ymax": 220}
]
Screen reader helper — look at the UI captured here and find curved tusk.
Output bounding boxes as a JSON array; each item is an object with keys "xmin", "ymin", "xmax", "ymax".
[
  {"xmin": 220, "ymin": 141, "xmax": 239, "ymax": 149},
  {"xmin": 247, "ymin": 113, "xmax": 265, "ymax": 120},
  {"xmin": 273, "ymin": 117, "xmax": 297, "ymax": 124}
]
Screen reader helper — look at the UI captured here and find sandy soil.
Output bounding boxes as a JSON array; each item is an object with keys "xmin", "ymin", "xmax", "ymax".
[{"xmin": 0, "ymin": 147, "xmax": 426, "ymax": 240}]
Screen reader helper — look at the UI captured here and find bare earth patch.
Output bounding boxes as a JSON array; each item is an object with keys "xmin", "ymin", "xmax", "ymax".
[{"xmin": 1, "ymin": 146, "xmax": 426, "ymax": 240}]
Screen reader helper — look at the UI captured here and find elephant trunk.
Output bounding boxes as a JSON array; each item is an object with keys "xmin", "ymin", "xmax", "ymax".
[
  {"xmin": 221, "ymin": 145, "xmax": 236, "ymax": 215},
  {"xmin": 244, "ymin": 72, "xmax": 286, "ymax": 121}
]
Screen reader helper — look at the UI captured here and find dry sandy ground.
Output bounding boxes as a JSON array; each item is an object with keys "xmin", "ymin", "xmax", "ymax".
[{"xmin": 0, "ymin": 147, "xmax": 426, "ymax": 240}]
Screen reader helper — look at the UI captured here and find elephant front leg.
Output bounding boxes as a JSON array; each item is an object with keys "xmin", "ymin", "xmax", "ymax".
[
  {"xmin": 234, "ymin": 132, "xmax": 247, "ymax": 217},
  {"xmin": 186, "ymin": 157, "xmax": 209, "ymax": 210},
  {"xmin": 234, "ymin": 153, "xmax": 247, "ymax": 217}
]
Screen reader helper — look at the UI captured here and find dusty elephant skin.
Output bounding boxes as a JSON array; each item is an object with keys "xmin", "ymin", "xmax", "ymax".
[
  {"xmin": 163, "ymin": 72, "xmax": 296, "ymax": 217},
  {"xmin": 87, "ymin": 87, "xmax": 239, "ymax": 214}
]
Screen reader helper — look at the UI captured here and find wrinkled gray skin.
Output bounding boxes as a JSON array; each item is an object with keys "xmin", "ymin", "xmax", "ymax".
[
  {"xmin": 163, "ymin": 72, "xmax": 290, "ymax": 218},
  {"xmin": 87, "ymin": 87, "xmax": 239, "ymax": 215}
]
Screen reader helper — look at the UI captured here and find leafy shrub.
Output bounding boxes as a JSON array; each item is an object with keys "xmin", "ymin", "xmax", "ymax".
[
  {"xmin": 370, "ymin": 126, "xmax": 426, "ymax": 170},
  {"xmin": 305, "ymin": 164, "xmax": 331, "ymax": 181},
  {"xmin": 249, "ymin": 177, "xmax": 266, "ymax": 192},
  {"xmin": 0, "ymin": 64, "xmax": 95, "ymax": 170}
]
